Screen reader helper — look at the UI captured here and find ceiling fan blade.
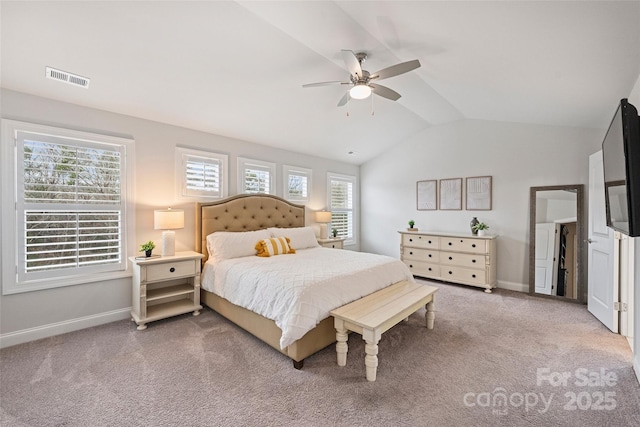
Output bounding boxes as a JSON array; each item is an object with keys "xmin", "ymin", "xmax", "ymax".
[
  {"xmin": 370, "ymin": 84, "xmax": 401, "ymax": 101},
  {"xmin": 370, "ymin": 59, "xmax": 421, "ymax": 81},
  {"xmin": 341, "ymin": 49, "xmax": 362, "ymax": 78},
  {"xmin": 302, "ymin": 81, "xmax": 348, "ymax": 88},
  {"xmin": 337, "ymin": 92, "xmax": 350, "ymax": 107}
]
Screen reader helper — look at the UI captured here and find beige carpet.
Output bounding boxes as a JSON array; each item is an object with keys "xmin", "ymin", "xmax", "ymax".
[{"xmin": 1, "ymin": 279, "xmax": 639, "ymax": 427}]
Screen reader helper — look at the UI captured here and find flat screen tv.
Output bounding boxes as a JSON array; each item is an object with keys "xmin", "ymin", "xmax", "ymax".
[{"xmin": 602, "ymin": 98, "xmax": 640, "ymax": 236}]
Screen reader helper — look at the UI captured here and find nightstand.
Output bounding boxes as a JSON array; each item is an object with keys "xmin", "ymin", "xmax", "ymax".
[
  {"xmin": 129, "ymin": 251, "xmax": 204, "ymax": 330},
  {"xmin": 317, "ymin": 237, "xmax": 345, "ymax": 249}
]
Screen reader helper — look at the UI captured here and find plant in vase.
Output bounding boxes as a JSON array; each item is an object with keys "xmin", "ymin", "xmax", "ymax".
[
  {"xmin": 331, "ymin": 228, "xmax": 338, "ymax": 238},
  {"xmin": 408, "ymin": 220, "xmax": 417, "ymax": 231},
  {"xmin": 140, "ymin": 240, "xmax": 156, "ymax": 257},
  {"xmin": 472, "ymin": 222, "xmax": 490, "ymax": 236}
]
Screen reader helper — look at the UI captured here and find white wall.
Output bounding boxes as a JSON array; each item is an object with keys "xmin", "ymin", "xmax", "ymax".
[
  {"xmin": 360, "ymin": 119, "xmax": 602, "ymax": 291},
  {"xmin": 629, "ymin": 74, "xmax": 640, "ymax": 382},
  {"xmin": 0, "ymin": 89, "xmax": 358, "ymax": 346}
]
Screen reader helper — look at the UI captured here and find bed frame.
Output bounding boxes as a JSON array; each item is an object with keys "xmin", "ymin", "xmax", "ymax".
[{"xmin": 195, "ymin": 194, "xmax": 337, "ymax": 369}]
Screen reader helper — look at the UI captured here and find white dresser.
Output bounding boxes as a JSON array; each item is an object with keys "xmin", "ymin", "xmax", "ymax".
[{"xmin": 399, "ymin": 231, "xmax": 498, "ymax": 293}]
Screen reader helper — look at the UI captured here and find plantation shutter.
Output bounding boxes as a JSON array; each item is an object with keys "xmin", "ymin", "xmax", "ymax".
[
  {"xmin": 287, "ymin": 171, "xmax": 308, "ymax": 199},
  {"xmin": 17, "ymin": 131, "xmax": 126, "ymax": 281},
  {"xmin": 243, "ymin": 164, "xmax": 271, "ymax": 194},
  {"xmin": 184, "ymin": 155, "xmax": 221, "ymax": 197},
  {"xmin": 330, "ymin": 176, "xmax": 354, "ymax": 241}
]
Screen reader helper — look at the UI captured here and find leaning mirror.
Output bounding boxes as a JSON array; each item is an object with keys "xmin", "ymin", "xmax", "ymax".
[{"xmin": 529, "ymin": 185, "xmax": 584, "ymax": 300}]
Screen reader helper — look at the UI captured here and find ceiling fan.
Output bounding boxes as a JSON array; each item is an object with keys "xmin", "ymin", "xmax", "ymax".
[{"xmin": 302, "ymin": 50, "xmax": 421, "ymax": 107}]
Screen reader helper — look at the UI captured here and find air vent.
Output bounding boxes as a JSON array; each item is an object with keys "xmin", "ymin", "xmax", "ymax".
[{"xmin": 45, "ymin": 66, "xmax": 90, "ymax": 89}]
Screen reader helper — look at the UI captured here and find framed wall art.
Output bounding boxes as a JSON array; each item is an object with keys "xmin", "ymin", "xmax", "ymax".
[
  {"xmin": 416, "ymin": 180, "xmax": 437, "ymax": 210},
  {"xmin": 439, "ymin": 178, "xmax": 462, "ymax": 210},
  {"xmin": 466, "ymin": 176, "xmax": 492, "ymax": 210}
]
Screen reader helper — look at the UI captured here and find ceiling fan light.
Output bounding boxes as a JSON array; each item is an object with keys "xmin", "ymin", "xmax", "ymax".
[{"xmin": 350, "ymin": 84, "xmax": 371, "ymax": 100}]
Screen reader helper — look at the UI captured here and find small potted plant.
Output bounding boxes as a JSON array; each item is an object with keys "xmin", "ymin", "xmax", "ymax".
[
  {"xmin": 140, "ymin": 240, "xmax": 156, "ymax": 257},
  {"xmin": 472, "ymin": 222, "xmax": 490, "ymax": 236},
  {"xmin": 332, "ymin": 228, "xmax": 338, "ymax": 238},
  {"xmin": 408, "ymin": 220, "xmax": 417, "ymax": 231}
]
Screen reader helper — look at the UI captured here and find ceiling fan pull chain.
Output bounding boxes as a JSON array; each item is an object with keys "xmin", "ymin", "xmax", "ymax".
[
  {"xmin": 371, "ymin": 92, "xmax": 375, "ymax": 116},
  {"xmin": 346, "ymin": 92, "xmax": 351, "ymax": 117}
]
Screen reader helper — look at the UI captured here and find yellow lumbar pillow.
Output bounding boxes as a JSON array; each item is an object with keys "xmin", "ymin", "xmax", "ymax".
[{"xmin": 255, "ymin": 237, "xmax": 296, "ymax": 257}]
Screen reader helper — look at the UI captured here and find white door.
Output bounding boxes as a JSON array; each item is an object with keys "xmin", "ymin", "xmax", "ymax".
[
  {"xmin": 588, "ymin": 151, "xmax": 618, "ymax": 332},
  {"xmin": 535, "ymin": 223, "xmax": 557, "ymax": 295}
]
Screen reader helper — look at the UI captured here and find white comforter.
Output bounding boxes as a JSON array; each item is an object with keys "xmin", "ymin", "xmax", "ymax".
[{"xmin": 201, "ymin": 247, "xmax": 415, "ymax": 349}]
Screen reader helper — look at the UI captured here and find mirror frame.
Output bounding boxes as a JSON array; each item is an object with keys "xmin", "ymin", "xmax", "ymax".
[{"xmin": 529, "ymin": 184, "xmax": 585, "ymax": 302}]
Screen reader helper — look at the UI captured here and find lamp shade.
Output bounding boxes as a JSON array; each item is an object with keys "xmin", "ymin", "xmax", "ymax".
[
  {"xmin": 154, "ymin": 209, "xmax": 184, "ymax": 230},
  {"xmin": 315, "ymin": 211, "xmax": 332, "ymax": 223}
]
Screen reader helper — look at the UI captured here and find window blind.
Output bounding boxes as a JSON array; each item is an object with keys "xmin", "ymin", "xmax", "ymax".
[
  {"xmin": 184, "ymin": 156, "xmax": 221, "ymax": 196},
  {"xmin": 287, "ymin": 173, "xmax": 308, "ymax": 199},
  {"xmin": 18, "ymin": 132, "xmax": 125, "ymax": 280},
  {"xmin": 244, "ymin": 166, "xmax": 271, "ymax": 194},
  {"xmin": 330, "ymin": 177, "xmax": 354, "ymax": 239}
]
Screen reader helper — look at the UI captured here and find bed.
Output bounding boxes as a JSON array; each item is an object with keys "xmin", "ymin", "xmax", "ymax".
[{"xmin": 195, "ymin": 194, "xmax": 414, "ymax": 368}]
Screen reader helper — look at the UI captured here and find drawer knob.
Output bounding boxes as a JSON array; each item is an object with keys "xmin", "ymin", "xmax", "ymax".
[
  {"xmin": 448, "ymin": 256, "xmax": 453, "ymax": 260},
  {"xmin": 409, "ymin": 264, "xmax": 413, "ymax": 268},
  {"xmin": 428, "ymin": 240, "xmax": 432, "ymax": 244},
  {"xmin": 448, "ymin": 242, "xmax": 452, "ymax": 246},
  {"xmin": 410, "ymin": 251, "xmax": 413, "ymax": 255},
  {"xmin": 409, "ymin": 238, "xmax": 413, "ymax": 242},
  {"xmin": 449, "ymin": 271, "xmax": 453, "ymax": 275},
  {"xmin": 428, "ymin": 254, "xmax": 432, "ymax": 258},
  {"xmin": 472, "ymin": 244, "xmax": 476, "ymax": 248},
  {"xmin": 472, "ymin": 259, "xmax": 476, "ymax": 263},
  {"xmin": 428, "ymin": 268, "xmax": 432, "ymax": 271},
  {"xmin": 472, "ymin": 274, "xmax": 476, "ymax": 278},
  {"xmin": 169, "ymin": 267, "xmax": 175, "ymax": 273}
]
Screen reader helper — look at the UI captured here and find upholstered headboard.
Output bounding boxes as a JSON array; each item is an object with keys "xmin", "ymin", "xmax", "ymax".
[{"xmin": 196, "ymin": 194, "xmax": 306, "ymax": 263}]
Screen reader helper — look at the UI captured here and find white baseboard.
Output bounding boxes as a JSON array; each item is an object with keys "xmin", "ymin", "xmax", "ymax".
[
  {"xmin": 497, "ymin": 280, "xmax": 528, "ymax": 293},
  {"xmin": 0, "ymin": 307, "xmax": 132, "ymax": 349}
]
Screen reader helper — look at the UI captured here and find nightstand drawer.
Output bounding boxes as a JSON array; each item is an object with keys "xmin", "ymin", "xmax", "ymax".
[
  {"xmin": 146, "ymin": 260, "xmax": 196, "ymax": 282},
  {"xmin": 403, "ymin": 247, "xmax": 440, "ymax": 262}
]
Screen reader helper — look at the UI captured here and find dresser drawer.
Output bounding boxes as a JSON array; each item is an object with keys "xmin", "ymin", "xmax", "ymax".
[
  {"xmin": 402, "ymin": 234, "xmax": 439, "ymax": 249},
  {"xmin": 403, "ymin": 247, "xmax": 440, "ymax": 262},
  {"xmin": 146, "ymin": 260, "xmax": 196, "ymax": 282},
  {"xmin": 441, "ymin": 237, "xmax": 487, "ymax": 254},
  {"xmin": 441, "ymin": 266, "xmax": 486, "ymax": 285},
  {"xmin": 403, "ymin": 260, "xmax": 440, "ymax": 278},
  {"xmin": 440, "ymin": 252, "xmax": 486, "ymax": 269}
]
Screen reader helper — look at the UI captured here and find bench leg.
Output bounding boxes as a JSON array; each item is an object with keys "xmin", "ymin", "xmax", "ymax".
[
  {"xmin": 336, "ymin": 327, "xmax": 348, "ymax": 367},
  {"xmin": 425, "ymin": 297, "xmax": 435, "ymax": 330},
  {"xmin": 364, "ymin": 339, "xmax": 379, "ymax": 382}
]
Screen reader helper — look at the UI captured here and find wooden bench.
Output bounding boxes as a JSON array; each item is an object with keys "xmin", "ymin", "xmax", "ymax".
[{"xmin": 330, "ymin": 280, "xmax": 438, "ymax": 382}]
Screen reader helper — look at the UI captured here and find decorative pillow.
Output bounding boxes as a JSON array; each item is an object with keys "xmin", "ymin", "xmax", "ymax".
[
  {"xmin": 255, "ymin": 237, "xmax": 296, "ymax": 257},
  {"xmin": 268, "ymin": 226, "xmax": 319, "ymax": 250},
  {"xmin": 206, "ymin": 229, "xmax": 272, "ymax": 263}
]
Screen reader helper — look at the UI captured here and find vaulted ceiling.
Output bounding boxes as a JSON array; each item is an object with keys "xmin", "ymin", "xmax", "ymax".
[{"xmin": 2, "ymin": 1, "xmax": 640, "ymax": 164}]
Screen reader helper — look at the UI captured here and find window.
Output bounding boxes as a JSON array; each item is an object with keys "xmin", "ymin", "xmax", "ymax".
[
  {"xmin": 328, "ymin": 173, "xmax": 357, "ymax": 244},
  {"xmin": 176, "ymin": 147, "xmax": 228, "ymax": 198},
  {"xmin": 283, "ymin": 165, "xmax": 311, "ymax": 202},
  {"xmin": 1, "ymin": 120, "xmax": 134, "ymax": 294},
  {"xmin": 238, "ymin": 157, "xmax": 275, "ymax": 194}
]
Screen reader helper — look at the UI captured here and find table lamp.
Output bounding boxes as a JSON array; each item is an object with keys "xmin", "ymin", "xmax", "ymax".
[
  {"xmin": 315, "ymin": 210, "xmax": 332, "ymax": 239},
  {"xmin": 154, "ymin": 208, "xmax": 184, "ymax": 256}
]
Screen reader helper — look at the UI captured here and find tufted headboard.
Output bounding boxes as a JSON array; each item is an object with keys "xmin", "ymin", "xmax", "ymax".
[{"xmin": 196, "ymin": 194, "xmax": 306, "ymax": 263}]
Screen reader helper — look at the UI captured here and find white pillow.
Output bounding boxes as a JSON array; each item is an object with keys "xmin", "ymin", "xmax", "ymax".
[
  {"xmin": 206, "ymin": 229, "xmax": 272, "ymax": 263},
  {"xmin": 268, "ymin": 226, "xmax": 319, "ymax": 250}
]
